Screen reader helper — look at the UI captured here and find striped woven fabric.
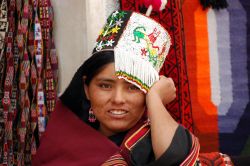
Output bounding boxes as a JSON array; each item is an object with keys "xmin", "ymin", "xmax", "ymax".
[
  {"xmin": 101, "ymin": 153, "xmax": 128, "ymax": 166},
  {"xmin": 180, "ymin": 134, "xmax": 200, "ymax": 166},
  {"xmin": 183, "ymin": 0, "xmax": 250, "ymax": 155}
]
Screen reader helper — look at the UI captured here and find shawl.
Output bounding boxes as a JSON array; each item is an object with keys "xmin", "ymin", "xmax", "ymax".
[{"xmin": 32, "ymin": 100, "xmax": 119, "ymax": 166}]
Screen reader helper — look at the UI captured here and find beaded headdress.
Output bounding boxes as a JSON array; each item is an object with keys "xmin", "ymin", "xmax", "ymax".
[{"xmin": 92, "ymin": 10, "xmax": 171, "ymax": 93}]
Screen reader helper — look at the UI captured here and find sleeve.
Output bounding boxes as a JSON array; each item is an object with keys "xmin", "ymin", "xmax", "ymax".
[
  {"xmin": 179, "ymin": 131, "xmax": 234, "ymax": 166},
  {"xmin": 130, "ymin": 122, "xmax": 236, "ymax": 166},
  {"xmin": 130, "ymin": 125, "xmax": 192, "ymax": 166},
  {"xmin": 230, "ymin": 155, "xmax": 250, "ymax": 166},
  {"xmin": 147, "ymin": 125, "xmax": 192, "ymax": 166}
]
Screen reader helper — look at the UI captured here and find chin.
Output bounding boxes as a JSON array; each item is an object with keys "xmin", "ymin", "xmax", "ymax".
[{"xmin": 109, "ymin": 124, "xmax": 131, "ymax": 133}]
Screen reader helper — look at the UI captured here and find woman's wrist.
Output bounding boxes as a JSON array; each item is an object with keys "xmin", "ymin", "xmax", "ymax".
[{"xmin": 146, "ymin": 90, "xmax": 163, "ymax": 107}]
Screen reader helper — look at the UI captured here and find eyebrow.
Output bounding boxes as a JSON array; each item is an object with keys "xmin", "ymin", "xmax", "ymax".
[
  {"xmin": 95, "ymin": 77, "xmax": 134, "ymax": 85},
  {"xmin": 95, "ymin": 78, "xmax": 116, "ymax": 83}
]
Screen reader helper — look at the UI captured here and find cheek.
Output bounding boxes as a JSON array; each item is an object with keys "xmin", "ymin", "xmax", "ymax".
[
  {"xmin": 131, "ymin": 93, "xmax": 146, "ymax": 110},
  {"xmin": 90, "ymin": 94, "xmax": 106, "ymax": 108},
  {"xmin": 88, "ymin": 89, "xmax": 109, "ymax": 108}
]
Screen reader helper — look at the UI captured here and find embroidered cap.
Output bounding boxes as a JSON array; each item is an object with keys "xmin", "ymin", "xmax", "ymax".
[{"xmin": 92, "ymin": 10, "xmax": 171, "ymax": 93}]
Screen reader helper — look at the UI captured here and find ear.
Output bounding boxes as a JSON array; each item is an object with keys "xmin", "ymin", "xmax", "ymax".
[{"xmin": 83, "ymin": 76, "xmax": 90, "ymax": 100}]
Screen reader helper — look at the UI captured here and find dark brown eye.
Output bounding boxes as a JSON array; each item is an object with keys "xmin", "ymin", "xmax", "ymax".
[
  {"xmin": 99, "ymin": 83, "xmax": 112, "ymax": 89},
  {"xmin": 128, "ymin": 85, "xmax": 139, "ymax": 90}
]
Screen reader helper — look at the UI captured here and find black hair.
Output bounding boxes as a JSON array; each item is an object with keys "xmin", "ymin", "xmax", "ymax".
[{"xmin": 60, "ymin": 51, "xmax": 114, "ymax": 124}]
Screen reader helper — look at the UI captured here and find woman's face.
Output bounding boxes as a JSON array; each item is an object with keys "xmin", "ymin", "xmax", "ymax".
[{"xmin": 84, "ymin": 63, "xmax": 146, "ymax": 136}]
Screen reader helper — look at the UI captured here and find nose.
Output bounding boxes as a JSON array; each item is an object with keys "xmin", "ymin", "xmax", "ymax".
[{"xmin": 111, "ymin": 87, "xmax": 126, "ymax": 105}]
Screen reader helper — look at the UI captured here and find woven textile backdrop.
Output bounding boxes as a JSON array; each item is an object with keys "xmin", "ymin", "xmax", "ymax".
[
  {"xmin": 121, "ymin": 0, "xmax": 250, "ymax": 156},
  {"xmin": 183, "ymin": 0, "xmax": 250, "ymax": 155}
]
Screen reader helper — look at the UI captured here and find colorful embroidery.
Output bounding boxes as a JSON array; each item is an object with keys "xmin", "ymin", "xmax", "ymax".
[
  {"xmin": 116, "ymin": 71, "xmax": 150, "ymax": 92},
  {"xmin": 95, "ymin": 11, "xmax": 127, "ymax": 51},
  {"xmin": 132, "ymin": 26, "xmax": 165, "ymax": 68}
]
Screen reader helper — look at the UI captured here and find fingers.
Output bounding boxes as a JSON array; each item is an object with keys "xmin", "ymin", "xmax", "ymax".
[
  {"xmin": 161, "ymin": 76, "xmax": 176, "ymax": 104},
  {"xmin": 159, "ymin": 76, "xmax": 176, "ymax": 92},
  {"xmin": 148, "ymin": 76, "xmax": 176, "ymax": 105}
]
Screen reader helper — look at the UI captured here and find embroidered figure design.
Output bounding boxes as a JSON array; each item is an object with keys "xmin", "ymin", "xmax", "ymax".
[
  {"xmin": 133, "ymin": 26, "xmax": 163, "ymax": 67},
  {"xmin": 133, "ymin": 26, "xmax": 146, "ymax": 43}
]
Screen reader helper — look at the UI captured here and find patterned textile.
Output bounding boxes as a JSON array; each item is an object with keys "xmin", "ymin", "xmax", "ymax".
[
  {"xmin": 198, "ymin": 152, "xmax": 233, "ymax": 166},
  {"xmin": 0, "ymin": 0, "xmax": 58, "ymax": 165},
  {"xmin": 120, "ymin": 0, "xmax": 194, "ymax": 132},
  {"xmin": 2, "ymin": 0, "xmax": 16, "ymax": 164},
  {"xmin": 0, "ymin": 0, "xmax": 8, "ymax": 60},
  {"xmin": 182, "ymin": 0, "xmax": 250, "ymax": 155},
  {"xmin": 101, "ymin": 153, "xmax": 128, "ymax": 166}
]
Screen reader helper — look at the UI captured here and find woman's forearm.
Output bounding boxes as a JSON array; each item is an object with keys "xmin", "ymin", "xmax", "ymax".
[{"xmin": 146, "ymin": 93, "xmax": 178, "ymax": 159}]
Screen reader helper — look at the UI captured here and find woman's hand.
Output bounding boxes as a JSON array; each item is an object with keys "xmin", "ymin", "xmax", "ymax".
[{"xmin": 146, "ymin": 76, "xmax": 176, "ymax": 106}]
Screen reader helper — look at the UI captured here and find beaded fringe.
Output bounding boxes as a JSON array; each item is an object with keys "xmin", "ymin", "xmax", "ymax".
[{"xmin": 115, "ymin": 50, "xmax": 159, "ymax": 93}]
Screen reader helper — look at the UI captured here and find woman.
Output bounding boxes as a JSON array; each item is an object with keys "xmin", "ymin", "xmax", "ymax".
[{"xmin": 32, "ymin": 10, "xmax": 234, "ymax": 165}]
